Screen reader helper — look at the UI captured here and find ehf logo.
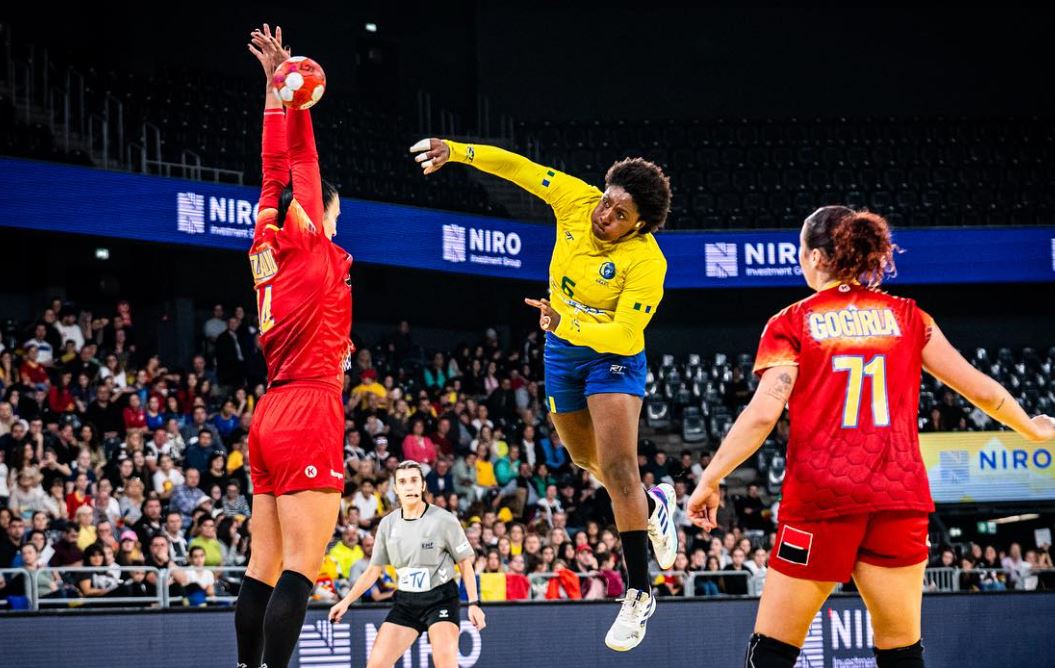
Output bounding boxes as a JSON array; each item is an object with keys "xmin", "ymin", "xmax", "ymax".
[
  {"xmin": 705, "ymin": 242, "xmax": 738, "ymax": 278},
  {"xmin": 177, "ymin": 192, "xmax": 205, "ymax": 235},
  {"xmin": 442, "ymin": 224, "xmax": 467, "ymax": 263},
  {"xmin": 599, "ymin": 261, "xmax": 616, "ymax": 280},
  {"xmin": 297, "ymin": 620, "xmax": 351, "ymax": 667}
]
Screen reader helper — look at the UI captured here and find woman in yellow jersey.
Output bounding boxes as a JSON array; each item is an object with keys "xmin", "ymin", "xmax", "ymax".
[{"xmin": 411, "ymin": 138, "xmax": 675, "ymax": 651}]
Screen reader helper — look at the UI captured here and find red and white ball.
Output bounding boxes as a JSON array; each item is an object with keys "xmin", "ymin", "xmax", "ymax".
[{"xmin": 271, "ymin": 56, "xmax": 326, "ymax": 110}]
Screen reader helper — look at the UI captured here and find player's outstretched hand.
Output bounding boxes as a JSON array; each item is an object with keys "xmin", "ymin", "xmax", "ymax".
[
  {"xmin": 524, "ymin": 298, "xmax": 561, "ymax": 333},
  {"xmin": 468, "ymin": 604, "xmax": 487, "ymax": 631},
  {"xmin": 328, "ymin": 599, "xmax": 350, "ymax": 624},
  {"xmin": 1030, "ymin": 415, "xmax": 1055, "ymax": 442},
  {"xmin": 410, "ymin": 138, "xmax": 450, "ymax": 175},
  {"xmin": 248, "ymin": 23, "xmax": 291, "ymax": 80},
  {"xmin": 686, "ymin": 480, "xmax": 720, "ymax": 531}
]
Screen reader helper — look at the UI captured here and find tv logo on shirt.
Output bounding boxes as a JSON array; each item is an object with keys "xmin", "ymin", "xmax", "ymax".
[
  {"xmin": 441, "ymin": 223, "xmax": 523, "ymax": 269},
  {"xmin": 176, "ymin": 192, "xmax": 260, "ymax": 240}
]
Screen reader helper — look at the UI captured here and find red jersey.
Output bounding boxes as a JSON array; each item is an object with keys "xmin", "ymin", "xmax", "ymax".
[
  {"xmin": 248, "ymin": 108, "xmax": 352, "ymax": 393},
  {"xmin": 753, "ymin": 282, "xmax": 935, "ymax": 521}
]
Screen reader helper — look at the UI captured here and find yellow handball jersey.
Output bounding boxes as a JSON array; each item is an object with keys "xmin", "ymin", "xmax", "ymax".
[{"xmin": 445, "ymin": 140, "xmax": 667, "ymax": 357}]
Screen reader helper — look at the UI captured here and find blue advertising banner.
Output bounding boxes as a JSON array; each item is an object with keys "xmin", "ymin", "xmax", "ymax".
[
  {"xmin": 3, "ymin": 157, "xmax": 1054, "ymax": 289},
  {"xmin": 2, "ymin": 594, "xmax": 1054, "ymax": 667}
]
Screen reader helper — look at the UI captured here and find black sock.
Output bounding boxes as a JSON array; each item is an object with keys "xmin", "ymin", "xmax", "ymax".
[
  {"xmin": 875, "ymin": 639, "xmax": 924, "ymax": 667},
  {"xmin": 234, "ymin": 575, "xmax": 274, "ymax": 668},
  {"xmin": 745, "ymin": 633, "xmax": 800, "ymax": 668},
  {"xmin": 261, "ymin": 570, "xmax": 314, "ymax": 668},
  {"xmin": 620, "ymin": 530, "xmax": 651, "ymax": 594}
]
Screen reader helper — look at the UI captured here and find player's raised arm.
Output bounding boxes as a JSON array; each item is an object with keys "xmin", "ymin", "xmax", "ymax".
[
  {"xmin": 410, "ymin": 138, "xmax": 597, "ymax": 215},
  {"xmin": 286, "ymin": 107, "xmax": 325, "ymax": 232},
  {"xmin": 249, "ymin": 25, "xmax": 290, "ymax": 222}
]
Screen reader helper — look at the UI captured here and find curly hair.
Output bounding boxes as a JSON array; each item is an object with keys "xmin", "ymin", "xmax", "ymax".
[
  {"xmin": 803, "ymin": 206, "xmax": 897, "ymax": 287},
  {"xmin": 604, "ymin": 158, "xmax": 672, "ymax": 234}
]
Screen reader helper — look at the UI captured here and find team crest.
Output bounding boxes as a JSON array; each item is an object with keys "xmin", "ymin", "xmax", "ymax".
[{"xmin": 599, "ymin": 261, "xmax": 616, "ymax": 280}]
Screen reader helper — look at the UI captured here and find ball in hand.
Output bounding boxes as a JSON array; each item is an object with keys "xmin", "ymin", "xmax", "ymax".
[{"xmin": 272, "ymin": 56, "xmax": 326, "ymax": 110}]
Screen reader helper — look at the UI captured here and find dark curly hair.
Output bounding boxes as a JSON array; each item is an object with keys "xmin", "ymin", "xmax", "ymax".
[
  {"xmin": 605, "ymin": 158, "xmax": 672, "ymax": 234},
  {"xmin": 803, "ymin": 206, "xmax": 897, "ymax": 287}
]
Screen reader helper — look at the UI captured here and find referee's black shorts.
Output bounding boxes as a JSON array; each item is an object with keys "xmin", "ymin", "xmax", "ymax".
[{"xmin": 385, "ymin": 580, "xmax": 461, "ymax": 634}]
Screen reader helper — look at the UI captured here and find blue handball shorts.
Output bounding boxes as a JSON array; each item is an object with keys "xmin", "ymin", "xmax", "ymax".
[{"xmin": 544, "ymin": 332, "xmax": 647, "ymax": 413}]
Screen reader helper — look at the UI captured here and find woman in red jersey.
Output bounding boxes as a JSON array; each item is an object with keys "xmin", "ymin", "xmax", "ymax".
[
  {"xmin": 688, "ymin": 206, "xmax": 1055, "ymax": 668},
  {"xmin": 235, "ymin": 25, "xmax": 354, "ymax": 668}
]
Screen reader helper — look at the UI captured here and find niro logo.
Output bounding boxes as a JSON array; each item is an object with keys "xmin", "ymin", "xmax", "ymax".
[
  {"xmin": 176, "ymin": 192, "xmax": 205, "ymax": 234},
  {"xmin": 297, "ymin": 620, "xmax": 351, "ymax": 667},
  {"xmin": 442, "ymin": 224, "xmax": 467, "ymax": 263},
  {"xmin": 705, "ymin": 242, "xmax": 738, "ymax": 278}
]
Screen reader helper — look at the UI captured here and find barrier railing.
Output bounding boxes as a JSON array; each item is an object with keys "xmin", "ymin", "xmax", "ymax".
[
  {"xmin": 0, "ymin": 568, "xmax": 34, "ymax": 611},
  {"xmin": 37, "ymin": 566, "xmax": 164, "ymax": 610},
  {"xmin": 6, "ymin": 565, "xmax": 1055, "ymax": 612}
]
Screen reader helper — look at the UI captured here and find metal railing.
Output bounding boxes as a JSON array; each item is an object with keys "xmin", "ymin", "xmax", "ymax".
[
  {"xmin": 0, "ymin": 567, "xmax": 34, "ymax": 610},
  {"xmin": 37, "ymin": 566, "xmax": 164, "ymax": 609}
]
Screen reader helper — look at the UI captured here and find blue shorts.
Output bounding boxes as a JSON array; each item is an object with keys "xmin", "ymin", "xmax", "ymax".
[{"xmin": 544, "ymin": 332, "xmax": 647, "ymax": 413}]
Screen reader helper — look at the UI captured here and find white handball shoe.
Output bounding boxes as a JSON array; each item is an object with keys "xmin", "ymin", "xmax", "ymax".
[
  {"xmin": 647, "ymin": 482, "xmax": 679, "ymax": 570},
  {"xmin": 604, "ymin": 587, "xmax": 657, "ymax": 652}
]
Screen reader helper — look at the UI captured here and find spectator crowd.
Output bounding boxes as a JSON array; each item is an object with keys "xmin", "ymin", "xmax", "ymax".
[{"xmin": 0, "ymin": 297, "xmax": 1050, "ymax": 609}]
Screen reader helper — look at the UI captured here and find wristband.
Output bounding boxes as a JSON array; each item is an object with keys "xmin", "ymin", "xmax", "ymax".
[{"xmin": 467, "ymin": 600, "xmax": 480, "ymax": 606}]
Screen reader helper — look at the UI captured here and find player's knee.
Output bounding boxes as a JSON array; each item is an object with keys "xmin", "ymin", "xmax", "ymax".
[
  {"xmin": 430, "ymin": 649, "xmax": 458, "ymax": 668},
  {"xmin": 245, "ymin": 556, "xmax": 282, "ymax": 586},
  {"xmin": 745, "ymin": 633, "xmax": 800, "ymax": 668},
  {"xmin": 600, "ymin": 460, "xmax": 640, "ymax": 497}
]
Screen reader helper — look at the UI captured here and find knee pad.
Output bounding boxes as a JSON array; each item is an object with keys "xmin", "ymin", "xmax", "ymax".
[
  {"xmin": 874, "ymin": 639, "xmax": 924, "ymax": 667},
  {"xmin": 745, "ymin": 633, "xmax": 800, "ymax": 668}
]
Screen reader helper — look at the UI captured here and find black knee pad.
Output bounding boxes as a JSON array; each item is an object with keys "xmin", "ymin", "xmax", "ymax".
[
  {"xmin": 874, "ymin": 639, "xmax": 924, "ymax": 667},
  {"xmin": 745, "ymin": 633, "xmax": 800, "ymax": 668}
]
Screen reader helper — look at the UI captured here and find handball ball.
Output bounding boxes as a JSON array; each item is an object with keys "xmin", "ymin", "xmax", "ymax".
[{"xmin": 272, "ymin": 56, "xmax": 326, "ymax": 110}]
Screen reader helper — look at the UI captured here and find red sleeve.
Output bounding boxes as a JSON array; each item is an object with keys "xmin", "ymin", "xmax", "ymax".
[
  {"xmin": 259, "ymin": 109, "xmax": 289, "ymax": 211},
  {"xmin": 286, "ymin": 109, "xmax": 324, "ymax": 230},
  {"xmin": 918, "ymin": 307, "xmax": 935, "ymax": 345},
  {"xmin": 753, "ymin": 307, "xmax": 801, "ymax": 377}
]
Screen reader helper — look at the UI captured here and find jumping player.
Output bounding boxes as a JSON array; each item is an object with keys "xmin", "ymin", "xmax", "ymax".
[
  {"xmin": 687, "ymin": 206, "xmax": 1055, "ymax": 668},
  {"xmin": 235, "ymin": 25, "xmax": 354, "ymax": 668},
  {"xmin": 329, "ymin": 460, "xmax": 486, "ymax": 668},
  {"xmin": 410, "ymin": 138, "xmax": 676, "ymax": 651}
]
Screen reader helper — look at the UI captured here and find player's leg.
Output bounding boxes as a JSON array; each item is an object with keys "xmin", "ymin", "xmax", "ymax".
[
  {"xmin": 425, "ymin": 621, "xmax": 461, "ymax": 668},
  {"xmin": 853, "ymin": 511, "xmax": 930, "ymax": 667},
  {"xmin": 587, "ymin": 392, "xmax": 656, "ymax": 651},
  {"xmin": 236, "ymin": 411, "xmax": 281, "ymax": 668},
  {"xmin": 366, "ymin": 623, "xmax": 422, "ymax": 668},
  {"xmin": 549, "ymin": 409, "xmax": 602, "ymax": 479},
  {"xmin": 260, "ymin": 488, "xmax": 341, "ymax": 668},
  {"xmin": 748, "ymin": 515, "xmax": 864, "ymax": 666},
  {"xmin": 852, "ymin": 561, "xmax": 926, "ymax": 666}
]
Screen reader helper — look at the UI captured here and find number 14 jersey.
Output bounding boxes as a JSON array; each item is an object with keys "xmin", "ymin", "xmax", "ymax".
[
  {"xmin": 248, "ymin": 201, "xmax": 352, "ymax": 393},
  {"xmin": 753, "ymin": 282, "xmax": 936, "ymax": 522}
]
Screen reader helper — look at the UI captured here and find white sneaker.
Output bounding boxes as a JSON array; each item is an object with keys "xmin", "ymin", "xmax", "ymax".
[
  {"xmin": 605, "ymin": 588, "xmax": 657, "ymax": 652},
  {"xmin": 647, "ymin": 483, "xmax": 679, "ymax": 570}
]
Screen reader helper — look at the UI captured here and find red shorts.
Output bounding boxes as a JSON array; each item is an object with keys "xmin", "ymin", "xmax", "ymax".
[
  {"xmin": 770, "ymin": 510, "xmax": 929, "ymax": 582},
  {"xmin": 248, "ymin": 382, "xmax": 345, "ymax": 496}
]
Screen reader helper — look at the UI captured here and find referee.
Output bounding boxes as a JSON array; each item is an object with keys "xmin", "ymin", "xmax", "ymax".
[{"xmin": 330, "ymin": 461, "xmax": 486, "ymax": 668}]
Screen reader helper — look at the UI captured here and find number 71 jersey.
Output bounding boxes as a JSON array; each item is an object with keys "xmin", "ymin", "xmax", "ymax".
[
  {"xmin": 752, "ymin": 282, "xmax": 935, "ymax": 522},
  {"xmin": 248, "ymin": 201, "xmax": 353, "ymax": 392}
]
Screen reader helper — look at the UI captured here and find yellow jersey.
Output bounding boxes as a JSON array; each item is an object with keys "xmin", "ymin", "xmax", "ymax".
[{"xmin": 445, "ymin": 141, "xmax": 666, "ymax": 356}]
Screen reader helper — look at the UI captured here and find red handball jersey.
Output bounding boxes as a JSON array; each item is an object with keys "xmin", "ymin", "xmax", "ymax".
[
  {"xmin": 753, "ymin": 282, "xmax": 936, "ymax": 521},
  {"xmin": 248, "ymin": 108, "xmax": 352, "ymax": 393}
]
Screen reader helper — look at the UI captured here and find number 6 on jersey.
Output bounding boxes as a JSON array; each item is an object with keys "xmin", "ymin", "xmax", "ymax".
[{"xmin": 832, "ymin": 354, "xmax": 889, "ymax": 428}]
